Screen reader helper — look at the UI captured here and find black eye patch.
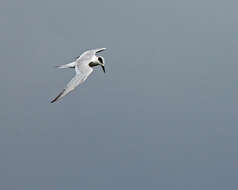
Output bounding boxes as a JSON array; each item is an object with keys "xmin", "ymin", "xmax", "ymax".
[{"xmin": 98, "ymin": 57, "xmax": 103, "ymax": 63}]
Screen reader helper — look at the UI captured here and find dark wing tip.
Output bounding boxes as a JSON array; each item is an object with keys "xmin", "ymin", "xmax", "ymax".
[
  {"xmin": 95, "ymin": 48, "xmax": 106, "ymax": 53},
  {"xmin": 50, "ymin": 89, "xmax": 65, "ymax": 103}
]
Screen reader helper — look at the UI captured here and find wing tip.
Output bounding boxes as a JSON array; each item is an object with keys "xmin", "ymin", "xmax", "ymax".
[
  {"xmin": 50, "ymin": 89, "xmax": 65, "ymax": 103},
  {"xmin": 95, "ymin": 48, "xmax": 106, "ymax": 53}
]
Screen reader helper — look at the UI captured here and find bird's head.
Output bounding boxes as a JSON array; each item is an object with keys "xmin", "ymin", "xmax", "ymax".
[{"xmin": 97, "ymin": 56, "xmax": 105, "ymax": 73}]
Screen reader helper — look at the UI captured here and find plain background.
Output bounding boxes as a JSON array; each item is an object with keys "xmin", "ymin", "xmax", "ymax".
[{"xmin": 0, "ymin": 0, "xmax": 237, "ymax": 189}]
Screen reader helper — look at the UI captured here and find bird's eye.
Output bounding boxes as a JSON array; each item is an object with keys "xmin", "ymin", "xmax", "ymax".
[{"xmin": 98, "ymin": 57, "xmax": 103, "ymax": 64}]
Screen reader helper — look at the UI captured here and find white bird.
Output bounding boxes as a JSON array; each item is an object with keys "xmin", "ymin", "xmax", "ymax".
[{"xmin": 51, "ymin": 48, "xmax": 106, "ymax": 103}]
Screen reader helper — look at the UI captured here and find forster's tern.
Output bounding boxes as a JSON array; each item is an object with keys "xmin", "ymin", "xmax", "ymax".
[{"xmin": 51, "ymin": 48, "xmax": 106, "ymax": 103}]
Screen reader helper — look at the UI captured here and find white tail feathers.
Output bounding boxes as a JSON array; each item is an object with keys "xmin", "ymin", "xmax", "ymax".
[{"xmin": 56, "ymin": 62, "xmax": 76, "ymax": 69}]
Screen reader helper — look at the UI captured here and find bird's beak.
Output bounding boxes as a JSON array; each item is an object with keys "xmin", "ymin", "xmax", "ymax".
[{"xmin": 101, "ymin": 64, "xmax": 106, "ymax": 73}]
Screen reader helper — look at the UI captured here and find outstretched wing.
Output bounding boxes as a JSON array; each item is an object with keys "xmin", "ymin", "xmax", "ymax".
[
  {"xmin": 56, "ymin": 61, "xmax": 76, "ymax": 69},
  {"xmin": 51, "ymin": 63, "xmax": 93, "ymax": 103},
  {"xmin": 76, "ymin": 48, "xmax": 106, "ymax": 62},
  {"xmin": 94, "ymin": 48, "xmax": 106, "ymax": 53}
]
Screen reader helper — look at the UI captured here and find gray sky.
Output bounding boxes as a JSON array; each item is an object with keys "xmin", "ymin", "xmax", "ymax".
[{"xmin": 0, "ymin": 0, "xmax": 238, "ymax": 189}]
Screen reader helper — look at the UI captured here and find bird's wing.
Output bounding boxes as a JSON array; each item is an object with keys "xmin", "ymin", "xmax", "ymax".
[
  {"xmin": 84, "ymin": 48, "xmax": 106, "ymax": 55},
  {"xmin": 94, "ymin": 48, "xmax": 106, "ymax": 53},
  {"xmin": 56, "ymin": 61, "xmax": 76, "ymax": 69},
  {"xmin": 76, "ymin": 48, "xmax": 106, "ymax": 62},
  {"xmin": 51, "ymin": 62, "xmax": 93, "ymax": 103}
]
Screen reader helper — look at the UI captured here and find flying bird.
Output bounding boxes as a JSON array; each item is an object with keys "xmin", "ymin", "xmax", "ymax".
[{"xmin": 51, "ymin": 48, "xmax": 106, "ymax": 103}]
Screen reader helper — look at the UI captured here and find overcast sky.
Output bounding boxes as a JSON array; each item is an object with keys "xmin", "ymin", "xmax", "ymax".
[{"xmin": 0, "ymin": 0, "xmax": 238, "ymax": 189}]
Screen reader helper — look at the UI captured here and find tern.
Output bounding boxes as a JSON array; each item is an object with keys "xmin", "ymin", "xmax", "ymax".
[{"xmin": 51, "ymin": 48, "xmax": 106, "ymax": 103}]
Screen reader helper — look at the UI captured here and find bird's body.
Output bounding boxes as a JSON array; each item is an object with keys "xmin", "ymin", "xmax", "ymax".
[{"xmin": 51, "ymin": 48, "xmax": 106, "ymax": 103}]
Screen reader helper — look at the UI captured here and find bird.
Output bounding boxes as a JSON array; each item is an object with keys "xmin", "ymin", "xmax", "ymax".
[{"xmin": 51, "ymin": 48, "xmax": 106, "ymax": 103}]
